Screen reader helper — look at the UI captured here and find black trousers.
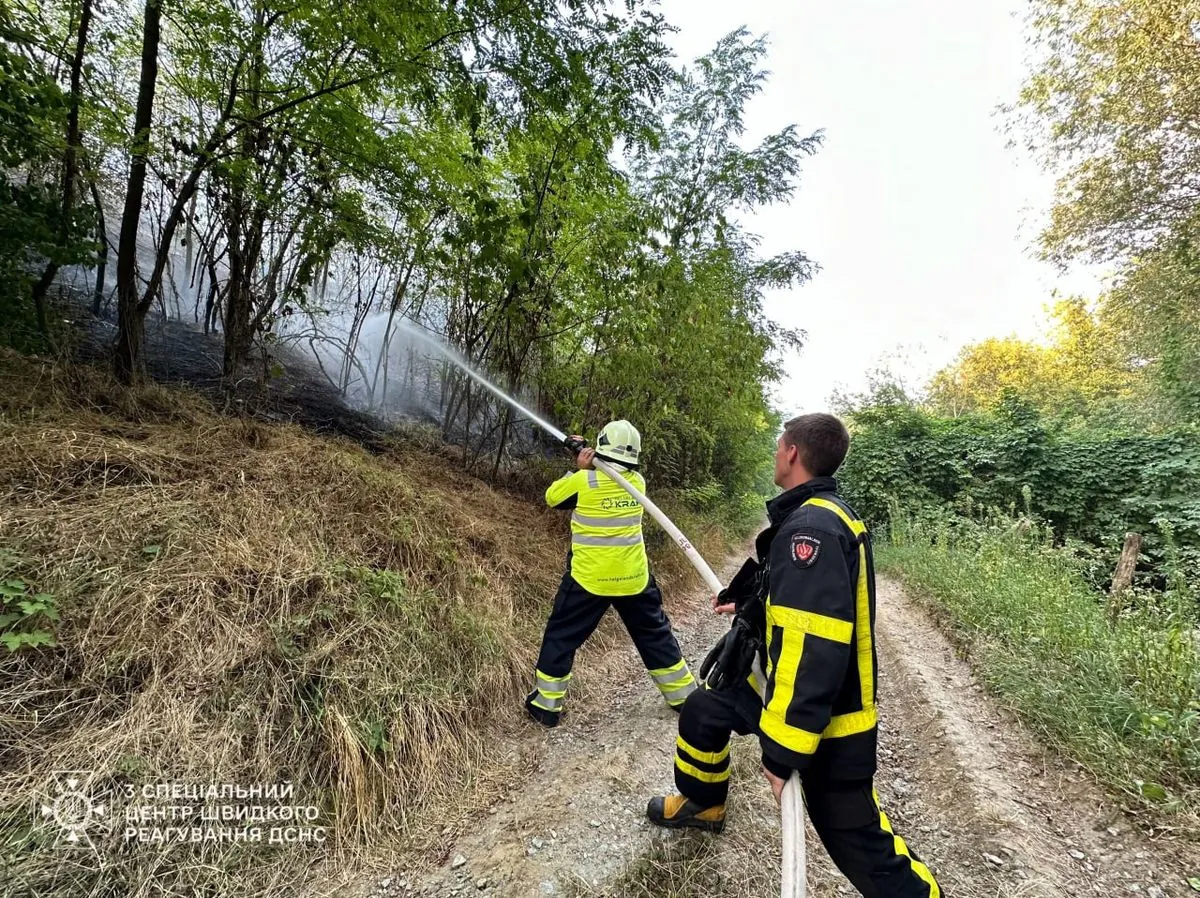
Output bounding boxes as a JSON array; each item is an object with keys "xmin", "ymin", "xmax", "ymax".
[
  {"xmin": 674, "ymin": 685, "xmax": 941, "ymax": 898},
  {"xmin": 528, "ymin": 569, "xmax": 695, "ymax": 716}
]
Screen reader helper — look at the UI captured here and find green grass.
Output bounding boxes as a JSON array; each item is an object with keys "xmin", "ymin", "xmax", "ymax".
[{"xmin": 880, "ymin": 511, "xmax": 1200, "ymax": 817}]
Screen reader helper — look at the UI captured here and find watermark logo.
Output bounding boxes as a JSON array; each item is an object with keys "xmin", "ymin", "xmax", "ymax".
[
  {"xmin": 33, "ymin": 776, "xmax": 325, "ymax": 851},
  {"xmin": 39, "ymin": 771, "xmax": 108, "ymax": 850}
]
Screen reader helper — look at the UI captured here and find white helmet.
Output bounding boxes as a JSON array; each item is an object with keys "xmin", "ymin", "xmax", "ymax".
[{"xmin": 596, "ymin": 420, "xmax": 641, "ymax": 467}]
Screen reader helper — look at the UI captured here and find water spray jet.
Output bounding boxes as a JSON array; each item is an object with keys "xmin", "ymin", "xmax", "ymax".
[{"xmin": 397, "ymin": 317, "xmax": 806, "ymax": 898}]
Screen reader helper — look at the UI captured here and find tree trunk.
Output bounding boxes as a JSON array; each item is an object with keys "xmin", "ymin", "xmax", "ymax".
[
  {"xmin": 113, "ymin": 0, "xmax": 162, "ymax": 384},
  {"xmin": 31, "ymin": 0, "xmax": 94, "ymax": 340},
  {"xmin": 1107, "ymin": 532, "xmax": 1142, "ymax": 626},
  {"xmin": 491, "ymin": 406, "xmax": 512, "ymax": 481},
  {"xmin": 221, "ymin": 182, "xmax": 250, "ymax": 379},
  {"xmin": 221, "ymin": 4, "xmax": 265, "ymax": 382},
  {"xmin": 90, "ymin": 178, "xmax": 108, "ymax": 317},
  {"xmin": 183, "ymin": 189, "xmax": 197, "ymax": 297}
]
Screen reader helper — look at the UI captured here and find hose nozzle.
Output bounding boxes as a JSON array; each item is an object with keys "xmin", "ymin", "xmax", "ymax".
[{"xmin": 563, "ymin": 435, "xmax": 588, "ymax": 456}]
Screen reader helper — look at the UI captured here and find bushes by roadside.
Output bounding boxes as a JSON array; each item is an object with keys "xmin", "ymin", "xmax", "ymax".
[{"xmin": 880, "ymin": 507, "xmax": 1200, "ymax": 819}]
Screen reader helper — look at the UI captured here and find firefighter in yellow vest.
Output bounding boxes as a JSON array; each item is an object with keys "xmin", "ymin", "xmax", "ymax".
[
  {"xmin": 525, "ymin": 420, "xmax": 696, "ymax": 727},
  {"xmin": 647, "ymin": 414, "xmax": 941, "ymax": 898}
]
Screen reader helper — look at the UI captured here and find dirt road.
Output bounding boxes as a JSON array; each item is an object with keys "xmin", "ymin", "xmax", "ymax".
[{"xmin": 360, "ymin": 575, "xmax": 1200, "ymax": 898}]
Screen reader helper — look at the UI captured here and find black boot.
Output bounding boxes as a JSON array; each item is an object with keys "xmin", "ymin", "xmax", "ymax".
[{"xmin": 524, "ymin": 691, "xmax": 560, "ymax": 728}]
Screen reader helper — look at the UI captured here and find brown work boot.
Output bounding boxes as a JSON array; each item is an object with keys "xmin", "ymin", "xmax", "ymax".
[{"xmin": 646, "ymin": 794, "xmax": 726, "ymax": 833}]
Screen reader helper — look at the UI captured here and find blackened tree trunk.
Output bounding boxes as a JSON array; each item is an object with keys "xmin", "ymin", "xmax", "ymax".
[
  {"xmin": 31, "ymin": 0, "xmax": 94, "ymax": 340},
  {"xmin": 113, "ymin": 0, "xmax": 162, "ymax": 384}
]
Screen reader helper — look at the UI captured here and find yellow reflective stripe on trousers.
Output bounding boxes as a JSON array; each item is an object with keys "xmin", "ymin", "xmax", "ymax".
[
  {"xmin": 651, "ymin": 660, "xmax": 696, "ymax": 704},
  {"xmin": 649, "ymin": 660, "xmax": 690, "ymax": 682},
  {"xmin": 874, "ymin": 789, "xmax": 941, "ymax": 897},
  {"xmin": 676, "ymin": 735, "xmax": 729, "ymax": 765},
  {"xmin": 802, "ymin": 497, "xmax": 875, "ymax": 717},
  {"xmin": 675, "ymin": 757, "xmax": 731, "ymax": 783},
  {"xmin": 536, "ymin": 669, "xmax": 570, "ymax": 688},
  {"xmin": 534, "ymin": 670, "xmax": 570, "ymax": 710},
  {"xmin": 661, "ymin": 682, "xmax": 696, "ymax": 705}
]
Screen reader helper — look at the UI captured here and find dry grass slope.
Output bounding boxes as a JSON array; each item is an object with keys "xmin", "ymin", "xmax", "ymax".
[{"xmin": 0, "ymin": 351, "xmax": 719, "ymax": 897}]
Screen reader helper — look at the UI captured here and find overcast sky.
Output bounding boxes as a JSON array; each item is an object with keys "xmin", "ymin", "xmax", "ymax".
[{"xmin": 656, "ymin": 0, "xmax": 1105, "ymax": 415}]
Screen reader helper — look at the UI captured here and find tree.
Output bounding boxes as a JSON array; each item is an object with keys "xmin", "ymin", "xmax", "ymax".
[
  {"xmin": 100, "ymin": 0, "xmax": 676, "ymax": 384},
  {"xmin": 1015, "ymin": 0, "xmax": 1200, "ymax": 427},
  {"xmin": 926, "ymin": 298, "xmax": 1140, "ymax": 423},
  {"xmin": 537, "ymin": 29, "xmax": 819, "ymax": 498},
  {"xmin": 1016, "ymin": 0, "xmax": 1200, "ymax": 264},
  {"xmin": 113, "ymin": 0, "xmax": 162, "ymax": 383},
  {"xmin": 0, "ymin": 2, "xmax": 815, "ymax": 506},
  {"xmin": 0, "ymin": 5, "xmax": 72, "ymax": 348},
  {"xmin": 29, "ymin": 0, "xmax": 94, "ymax": 339},
  {"xmin": 1103, "ymin": 241, "xmax": 1200, "ymax": 422}
]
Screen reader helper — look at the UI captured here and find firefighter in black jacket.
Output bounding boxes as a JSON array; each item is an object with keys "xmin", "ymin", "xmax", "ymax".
[{"xmin": 647, "ymin": 413, "xmax": 941, "ymax": 898}]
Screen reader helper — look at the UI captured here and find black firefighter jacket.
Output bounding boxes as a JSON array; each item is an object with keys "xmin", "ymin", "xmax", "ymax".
[{"xmin": 756, "ymin": 476, "xmax": 879, "ymax": 782}]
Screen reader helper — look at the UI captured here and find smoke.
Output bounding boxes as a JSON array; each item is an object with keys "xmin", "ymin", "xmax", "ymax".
[{"xmin": 52, "ymin": 207, "xmax": 557, "ymax": 458}]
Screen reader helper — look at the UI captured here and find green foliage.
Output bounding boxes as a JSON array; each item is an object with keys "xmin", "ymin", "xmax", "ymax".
[
  {"xmin": 840, "ymin": 391, "xmax": 1200, "ymax": 588},
  {"xmin": 0, "ymin": 578, "xmax": 60, "ymax": 652},
  {"xmin": 538, "ymin": 30, "xmax": 811, "ymax": 500},
  {"xmin": 1014, "ymin": 0, "xmax": 1200, "ymax": 425},
  {"xmin": 1104, "ymin": 239, "xmax": 1200, "ymax": 424},
  {"xmin": 0, "ymin": 16, "xmax": 68, "ymax": 349},
  {"xmin": 881, "ymin": 510, "xmax": 1200, "ymax": 814},
  {"xmin": 926, "ymin": 297, "xmax": 1143, "ymax": 424},
  {"xmin": 1017, "ymin": 0, "xmax": 1200, "ymax": 264},
  {"xmin": 666, "ymin": 477, "xmax": 769, "ymax": 536},
  {"xmin": 333, "ymin": 561, "xmax": 509, "ymax": 698},
  {"xmin": 0, "ymin": 0, "xmax": 809, "ymax": 507}
]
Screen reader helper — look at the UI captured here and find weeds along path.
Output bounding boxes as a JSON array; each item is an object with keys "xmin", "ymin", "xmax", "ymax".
[
  {"xmin": 359, "ymin": 573, "xmax": 1200, "ymax": 898},
  {"xmin": 362, "ymin": 558, "xmax": 742, "ymax": 898},
  {"xmin": 867, "ymin": 577, "xmax": 1199, "ymax": 898}
]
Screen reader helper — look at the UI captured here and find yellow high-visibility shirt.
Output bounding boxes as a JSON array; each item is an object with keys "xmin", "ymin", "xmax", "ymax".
[{"xmin": 545, "ymin": 468, "xmax": 649, "ymax": 596}]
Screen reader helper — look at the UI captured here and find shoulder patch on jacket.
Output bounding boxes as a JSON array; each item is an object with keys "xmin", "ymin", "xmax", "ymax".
[{"xmin": 790, "ymin": 532, "xmax": 821, "ymax": 568}]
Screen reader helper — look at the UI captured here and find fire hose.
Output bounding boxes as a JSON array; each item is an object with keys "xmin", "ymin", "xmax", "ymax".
[
  {"xmin": 564, "ymin": 436, "xmax": 806, "ymax": 898},
  {"xmin": 400, "ymin": 323, "xmax": 805, "ymax": 895}
]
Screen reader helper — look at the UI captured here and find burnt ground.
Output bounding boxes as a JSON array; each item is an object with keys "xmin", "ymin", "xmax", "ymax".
[{"xmin": 56, "ymin": 298, "xmax": 555, "ymax": 462}]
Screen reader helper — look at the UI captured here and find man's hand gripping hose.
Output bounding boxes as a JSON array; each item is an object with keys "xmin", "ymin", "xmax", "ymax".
[{"xmin": 562, "ymin": 438, "xmax": 806, "ymax": 897}]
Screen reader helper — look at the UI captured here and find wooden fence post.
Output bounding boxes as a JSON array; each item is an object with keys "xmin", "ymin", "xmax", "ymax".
[{"xmin": 1107, "ymin": 532, "xmax": 1141, "ymax": 626}]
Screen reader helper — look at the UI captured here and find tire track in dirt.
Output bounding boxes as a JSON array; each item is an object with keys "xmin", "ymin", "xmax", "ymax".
[
  {"xmin": 871, "ymin": 576, "xmax": 1199, "ymax": 898},
  {"xmin": 358, "ymin": 573, "xmax": 1200, "ymax": 898}
]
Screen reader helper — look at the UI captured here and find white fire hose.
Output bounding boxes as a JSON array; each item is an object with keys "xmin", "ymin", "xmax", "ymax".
[
  {"xmin": 591, "ymin": 456, "xmax": 806, "ymax": 898},
  {"xmin": 400, "ymin": 328, "xmax": 805, "ymax": 895}
]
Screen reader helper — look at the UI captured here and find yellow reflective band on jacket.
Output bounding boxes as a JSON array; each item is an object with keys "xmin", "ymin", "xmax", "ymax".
[
  {"xmin": 545, "ymin": 468, "xmax": 649, "ymax": 596},
  {"xmin": 760, "ymin": 707, "xmax": 822, "ymax": 755},
  {"xmin": 760, "ymin": 496, "xmax": 877, "ymax": 757},
  {"xmin": 768, "ymin": 606, "xmax": 853, "ymax": 644},
  {"xmin": 805, "ymin": 497, "xmax": 876, "ymax": 734}
]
